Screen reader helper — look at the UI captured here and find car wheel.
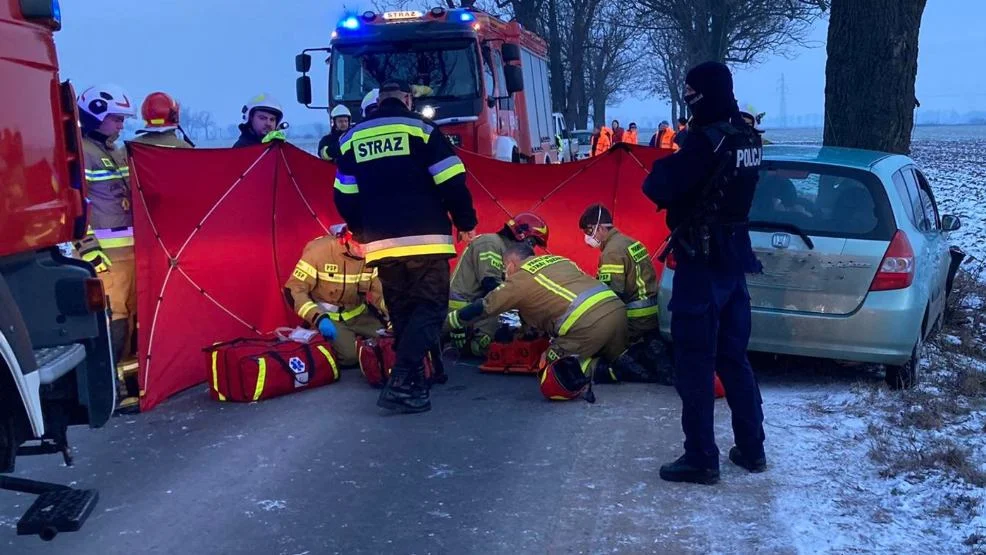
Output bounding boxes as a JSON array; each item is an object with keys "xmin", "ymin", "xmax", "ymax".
[{"xmin": 885, "ymin": 340, "xmax": 921, "ymax": 390}]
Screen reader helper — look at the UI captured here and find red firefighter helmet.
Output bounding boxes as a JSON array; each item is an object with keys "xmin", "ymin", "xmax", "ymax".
[
  {"xmin": 141, "ymin": 92, "xmax": 180, "ymax": 128},
  {"xmin": 538, "ymin": 355, "xmax": 590, "ymax": 401},
  {"xmin": 506, "ymin": 212, "xmax": 549, "ymax": 247}
]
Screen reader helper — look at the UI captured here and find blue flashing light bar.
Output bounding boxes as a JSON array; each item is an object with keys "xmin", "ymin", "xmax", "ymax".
[
  {"xmin": 340, "ymin": 16, "xmax": 360, "ymax": 30},
  {"xmin": 458, "ymin": 12, "xmax": 475, "ymax": 22}
]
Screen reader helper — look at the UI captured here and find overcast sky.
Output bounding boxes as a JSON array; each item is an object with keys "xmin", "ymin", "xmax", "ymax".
[{"xmin": 55, "ymin": 0, "xmax": 986, "ymax": 127}]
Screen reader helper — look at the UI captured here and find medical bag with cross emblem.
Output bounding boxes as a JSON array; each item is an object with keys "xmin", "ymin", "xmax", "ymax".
[{"xmin": 203, "ymin": 335, "xmax": 341, "ymax": 402}]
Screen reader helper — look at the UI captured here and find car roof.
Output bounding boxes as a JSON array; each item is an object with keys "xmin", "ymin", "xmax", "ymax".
[{"xmin": 764, "ymin": 145, "xmax": 910, "ymax": 171}]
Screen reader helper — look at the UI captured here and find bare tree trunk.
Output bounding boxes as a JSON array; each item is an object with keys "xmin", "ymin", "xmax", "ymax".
[
  {"xmin": 547, "ymin": 0, "xmax": 566, "ymax": 115},
  {"xmin": 823, "ymin": 0, "xmax": 926, "ymax": 154},
  {"xmin": 593, "ymin": 95, "xmax": 606, "ymax": 128}
]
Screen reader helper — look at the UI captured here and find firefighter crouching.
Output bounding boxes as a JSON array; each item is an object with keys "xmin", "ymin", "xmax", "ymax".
[
  {"xmin": 284, "ymin": 224, "xmax": 388, "ymax": 366},
  {"xmin": 448, "ymin": 244, "xmax": 643, "ymax": 402},
  {"xmin": 446, "ymin": 212, "xmax": 550, "ymax": 357},
  {"xmin": 131, "ymin": 92, "xmax": 194, "ymax": 148},
  {"xmin": 76, "ymin": 84, "xmax": 139, "ymax": 408},
  {"xmin": 580, "ymin": 203, "xmax": 673, "ymax": 385}
]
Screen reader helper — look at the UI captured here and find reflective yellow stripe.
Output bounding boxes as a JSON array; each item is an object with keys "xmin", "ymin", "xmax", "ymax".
[
  {"xmin": 360, "ymin": 272, "xmax": 374, "ymax": 282},
  {"xmin": 118, "ymin": 166, "xmax": 130, "ymax": 177},
  {"xmin": 340, "ymin": 124, "xmax": 430, "ymax": 154},
  {"xmin": 320, "ymin": 146, "xmax": 331, "ymax": 160},
  {"xmin": 365, "ymin": 243, "xmax": 456, "ymax": 263},
  {"xmin": 334, "ymin": 178, "xmax": 359, "ymax": 194},
  {"xmin": 98, "ymin": 236, "xmax": 135, "ymax": 249},
  {"xmin": 559, "ymin": 290, "xmax": 618, "ymax": 335},
  {"xmin": 211, "ymin": 351, "xmax": 226, "ymax": 401},
  {"xmin": 449, "ymin": 299, "xmax": 468, "ymax": 310},
  {"xmin": 149, "ymin": 118, "xmax": 167, "ymax": 125},
  {"xmin": 599, "ymin": 264, "xmax": 624, "ymax": 274},
  {"xmin": 448, "ymin": 310, "xmax": 462, "ymax": 329},
  {"xmin": 299, "ymin": 301, "xmax": 319, "ymax": 320},
  {"xmin": 627, "ymin": 304, "xmax": 660, "ymax": 318},
  {"xmin": 316, "ymin": 345, "xmax": 340, "ymax": 381},
  {"xmin": 327, "ymin": 304, "xmax": 367, "ymax": 321},
  {"xmin": 635, "ymin": 268, "xmax": 647, "ymax": 301},
  {"xmin": 433, "ymin": 162, "xmax": 466, "ymax": 185},
  {"xmin": 534, "ymin": 274, "xmax": 576, "ymax": 302},
  {"xmin": 295, "ymin": 260, "xmax": 317, "ymax": 279},
  {"xmin": 317, "ymin": 272, "xmax": 363, "ymax": 283},
  {"xmin": 253, "ymin": 357, "xmax": 267, "ymax": 401}
]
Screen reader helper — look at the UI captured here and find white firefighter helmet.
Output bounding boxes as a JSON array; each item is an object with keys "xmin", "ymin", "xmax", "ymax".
[
  {"xmin": 360, "ymin": 89, "xmax": 379, "ymax": 117},
  {"xmin": 330, "ymin": 105, "xmax": 351, "ymax": 120},
  {"xmin": 77, "ymin": 84, "xmax": 136, "ymax": 121},
  {"xmin": 241, "ymin": 93, "xmax": 284, "ymax": 123}
]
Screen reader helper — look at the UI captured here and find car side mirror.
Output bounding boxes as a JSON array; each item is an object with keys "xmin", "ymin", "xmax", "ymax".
[
  {"xmin": 504, "ymin": 65, "xmax": 524, "ymax": 94},
  {"xmin": 295, "ymin": 53, "xmax": 312, "ymax": 73},
  {"xmin": 941, "ymin": 214, "xmax": 961, "ymax": 232},
  {"xmin": 296, "ymin": 76, "xmax": 312, "ymax": 106}
]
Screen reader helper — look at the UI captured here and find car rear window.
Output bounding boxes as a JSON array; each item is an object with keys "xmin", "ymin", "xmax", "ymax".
[{"xmin": 752, "ymin": 162, "xmax": 896, "ymax": 241}]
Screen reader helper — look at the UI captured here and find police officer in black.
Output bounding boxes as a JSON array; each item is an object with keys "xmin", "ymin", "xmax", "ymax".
[
  {"xmin": 642, "ymin": 62, "xmax": 766, "ymax": 485},
  {"xmin": 334, "ymin": 80, "xmax": 477, "ymax": 414}
]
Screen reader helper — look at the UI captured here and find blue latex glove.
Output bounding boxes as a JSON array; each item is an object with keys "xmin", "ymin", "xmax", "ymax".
[{"xmin": 318, "ymin": 317, "xmax": 337, "ymax": 340}]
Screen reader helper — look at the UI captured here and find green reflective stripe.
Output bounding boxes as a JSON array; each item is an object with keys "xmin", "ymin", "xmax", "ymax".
[
  {"xmin": 449, "ymin": 299, "xmax": 469, "ymax": 310},
  {"xmin": 85, "ymin": 170, "xmax": 122, "ymax": 182},
  {"xmin": 599, "ymin": 264, "xmax": 624, "ymax": 274},
  {"xmin": 326, "ymin": 304, "xmax": 367, "ymax": 322},
  {"xmin": 340, "ymin": 124, "xmax": 430, "ymax": 154},
  {"xmin": 98, "ymin": 236, "xmax": 134, "ymax": 249},
  {"xmin": 118, "ymin": 166, "xmax": 130, "ymax": 177},
  {"xmin": 533, "ymin": 274, "xmax": 576, "ymax": 302},
  {"xmin": 433, "ymin": 162, "xmax": 465, "ymax": 185},
  {"xmin": 627, "ymin": 304, "xmax": 660, "ymax": 318},
  {"xmin": 558, "ymin": 289, "xmax": 618, "ymax": 335},
  {"xmin": 320, "ymin": 146, "xmax": 331, "ymax": 160},
  {"xmin": 448, "ymin": 310, "xmax": 463, "ymax": 329},
  {"xmin": 334, "ymin": 179, "xmax": 359, "ymax": 194},
  {"xmin": 479, "ymin": 252, "xmax": 503, "ymax": 270},
  {"xmin": 635, "ymin": 267, "xmax": 647, "ymax": 300}
]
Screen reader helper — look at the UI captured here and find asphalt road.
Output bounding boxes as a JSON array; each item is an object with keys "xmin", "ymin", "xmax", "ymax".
[{"xmin": 0, "ymin": 358, "xmax": 872, "ymax": 554}]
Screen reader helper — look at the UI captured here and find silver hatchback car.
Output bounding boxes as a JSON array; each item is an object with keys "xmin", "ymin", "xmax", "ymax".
[{"xmin": 658, "ymin": 146, "xmax": 962, "ymax": 388}]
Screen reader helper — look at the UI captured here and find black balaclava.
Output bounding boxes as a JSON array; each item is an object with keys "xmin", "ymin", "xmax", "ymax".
[{"xmin": 684, "ymin": 61, "xmax": 740, "ymax": 126}]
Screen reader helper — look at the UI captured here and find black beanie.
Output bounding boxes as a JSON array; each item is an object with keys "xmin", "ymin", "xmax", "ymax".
[{"xmin": 685, "ymin": 61, "xmax": 739, "ymax": 125}]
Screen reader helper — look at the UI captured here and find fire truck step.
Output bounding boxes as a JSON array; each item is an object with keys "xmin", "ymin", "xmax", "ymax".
[
  {"xmin": 17, "ymin": 488, "xmax": 99, "ymax": 541},
  {"xmin": 33, "ymin": 344, "xmax": 85, "ymax": 386}
]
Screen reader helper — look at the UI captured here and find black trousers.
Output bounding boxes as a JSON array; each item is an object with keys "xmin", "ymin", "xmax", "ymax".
[{"xmin": 376, "ymin": 257, "xmax": 450, "ymax": 375}]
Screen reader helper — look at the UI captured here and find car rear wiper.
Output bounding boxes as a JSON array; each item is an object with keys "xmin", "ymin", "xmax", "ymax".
[{"xmin": 748, "ymin": 220, "xmax": 816, "ymax": 249}]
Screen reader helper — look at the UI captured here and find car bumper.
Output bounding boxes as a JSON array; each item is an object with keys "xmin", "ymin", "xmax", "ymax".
[{"xmin": 657, "ymin": 270, "xmax": 921, "ymax": 366}]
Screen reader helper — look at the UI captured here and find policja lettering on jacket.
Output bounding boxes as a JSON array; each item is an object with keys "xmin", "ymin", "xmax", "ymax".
[{"xmin": 641, "ymin": 61, "xmax": 767, "ymax": 486}]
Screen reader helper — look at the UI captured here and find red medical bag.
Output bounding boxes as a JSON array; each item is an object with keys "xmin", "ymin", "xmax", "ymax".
[
  {"xmin": 479, "ymin": 337, "xmax": 550, "ymax": 374},
  {"xmin": 204, "ymin": 336, "xmax": 339, "ymax": 402},
  {"xmin": 356, "ymin": 334, "xmax": 434, "ymax": 387}
]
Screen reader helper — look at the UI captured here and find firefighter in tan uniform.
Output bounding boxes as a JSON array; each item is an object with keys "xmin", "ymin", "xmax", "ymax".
[
  {"xmin": 130, "ymin": 92, "xmax": 194, "ymax": 148},
  {"xmin": 76, "ymin": 85, "xmax": 139, "ymax": 407},
  {"xmin": 581, "ymin": 204, "xmax": 673, "ymax": 384},
  {"xmin": 284, "ymin": 225, "xmax": 388, "ymax": 366},
  {"xmin": 448, "ymin": 244, "xmax": 645, "ymax": 401},
  {"xmin": 447, "ymin": 212, "xmax": 550, "ymax": 356}
]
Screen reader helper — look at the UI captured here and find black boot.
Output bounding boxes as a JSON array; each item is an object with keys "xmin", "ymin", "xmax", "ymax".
[
  {"xmin": 728, "ymin": 446, "xmax": 767, "ymax": 473},
  {"xmin": 612, "ymin": 351, "xmax": 656, "ymax": 383},
  {"xmin": 631, "ymin": 339, "xmax": 674, "ymax": 385},
  {"xmin": 593, "ymin": 363, "xmax": 619, "ymax": 384},
  {"xmin": 377, "ymin": 367, "xmax": 431, "ymax": 414},
  {"xmin": 659, "ymin": 455, "xmax": 720, "ymax": 485}
]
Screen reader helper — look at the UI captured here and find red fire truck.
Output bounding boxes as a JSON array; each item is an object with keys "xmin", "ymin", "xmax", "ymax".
[
  {"xmin": 296, "ymin": 6, "xmax": 561, "ymax": 163},
  {"xmin": 0, "ymin": 0, "xmax": 116, "ymax": 539}
]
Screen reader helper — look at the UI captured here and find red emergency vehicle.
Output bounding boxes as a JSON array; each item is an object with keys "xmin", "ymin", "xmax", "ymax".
[
  {"xmin": 0, "ymin": 0, "xmax": 115, "ymax": 539},
  {"xmin": 296, "ymin": 6, "xmax": 560, "ymax": 163}
]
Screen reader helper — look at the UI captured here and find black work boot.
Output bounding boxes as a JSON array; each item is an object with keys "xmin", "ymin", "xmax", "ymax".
[
  {"xmin": 659, "ymin": 455, "xmax": 720, "ymax": 485},
  {"xmin": 593, "ymin": 363, "xmax": 619, "ymax": 384},
  {"xmin": 377, "ymin": 367, "xmax": 431, "ymax": 414},
  {"xmin": 728, "ymin": 446, "xmax": 767, "ymax": 473},
  {"xmin": 612, "ymin": 352, "xmax": 656, "ymax": 383}
]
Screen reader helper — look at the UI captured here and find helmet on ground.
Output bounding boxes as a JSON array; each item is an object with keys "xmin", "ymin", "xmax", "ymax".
[
  {"xmin": 141, "ymin": 92, "xmax": 180, "ymax": 129},
  {"xmin": 506, "ymin": 212, "xmax": 549, "ymax": 248},
  {"xmin": 330, "ymin": 105, "xmax": 351, "ymax": 120},
  {"xmin": 361, "ymin": 89, "xmax": 379, "ymax": 117},
  {"xmin": 78, "ymin": 84, "xmax": 136, "ymax": 122},
  {"xmin": 538, "ymin": 355, "xmax": 591, "ymax": 401},
  {"xmin": 241, "ymin": 93, "xmax": 283, "ymax": 123}
]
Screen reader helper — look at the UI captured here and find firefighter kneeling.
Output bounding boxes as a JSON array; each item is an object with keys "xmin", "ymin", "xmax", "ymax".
[
  {"xmin": 283, "ymin": 224, "xmax": 388, "ymax": 366},
  {"xmin": 448, "ymin": 244, "xmax": 642, "ymax": 402}
]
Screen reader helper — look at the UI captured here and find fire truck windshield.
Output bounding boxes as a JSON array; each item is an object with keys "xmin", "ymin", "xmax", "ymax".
[{"xmin": 331, "ymin": 40, "xmax": 480, "ymax": 103}]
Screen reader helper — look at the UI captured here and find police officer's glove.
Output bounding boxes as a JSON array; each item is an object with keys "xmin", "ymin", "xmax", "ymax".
[
  {"xmin": 262, "ymin": 130, "xmax": 287, "ymax": 144},
  {"xmin": 81, "ymin": 248, "xmax": 112, "ymax": 273},
  {"xmin": 316, "ymin": 316, "xmax": 337, "ymax": 341}
]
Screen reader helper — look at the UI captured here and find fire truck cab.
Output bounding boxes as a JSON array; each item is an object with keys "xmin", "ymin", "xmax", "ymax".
[{"xmin": 296, "ymin": 7, "xmax": 560, "ymax": 163}]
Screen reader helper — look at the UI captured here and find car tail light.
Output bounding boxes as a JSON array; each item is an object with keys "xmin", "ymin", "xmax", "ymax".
[
  {"xmin": 665, "ymin": 250, "xmax": 678, "ymax": 270},
  {"xmin": 870, "ymin": 230, "xmax": 915, "ymax": 291},
  {"xmin": 84, "ymin": 278, "xmax": 107, "ymax": 312}
]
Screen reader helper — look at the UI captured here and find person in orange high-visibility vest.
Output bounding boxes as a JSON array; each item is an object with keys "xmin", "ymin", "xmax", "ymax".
[
  {"xmin": 623, "ymin": 122, "xmax": 639, "ymax": 145},
  {"xmin": 592, "ymin": 124, "xmax": 613, "ymax": 156}
]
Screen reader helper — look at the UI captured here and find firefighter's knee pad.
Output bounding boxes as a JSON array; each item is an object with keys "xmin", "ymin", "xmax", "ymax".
[
  {"xmin": 469, "ymin": 333, "xmax": 493, "ymax": 357},
  {"xmin": 538, "ymin": 353, "xmax": 591, "ymax": 401}
]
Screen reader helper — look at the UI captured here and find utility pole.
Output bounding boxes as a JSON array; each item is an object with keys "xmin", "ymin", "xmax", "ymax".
[{"xmin": 777, "ymin": 73, "xmax": 789, "ymax": 128}]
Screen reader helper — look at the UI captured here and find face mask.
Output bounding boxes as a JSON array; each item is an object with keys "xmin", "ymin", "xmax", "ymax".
[{"xmin": 584, "ymin": 234, "xmax": 601, "ymax": 248}]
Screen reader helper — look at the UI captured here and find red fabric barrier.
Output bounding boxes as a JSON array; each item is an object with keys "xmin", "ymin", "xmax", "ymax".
[{"xmin": 130, "ymin": 142, "xmax": 670, "ymax": 410}]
